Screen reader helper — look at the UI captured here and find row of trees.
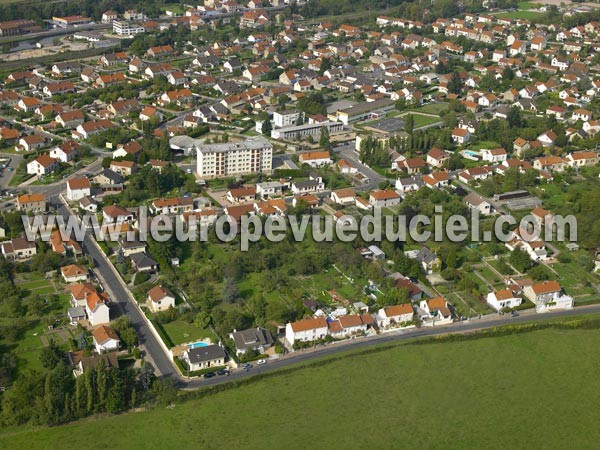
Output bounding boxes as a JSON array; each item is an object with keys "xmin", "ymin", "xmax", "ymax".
[{"xmin": 0, "ymin": 340, "xmax": 175, "ymax": 426}]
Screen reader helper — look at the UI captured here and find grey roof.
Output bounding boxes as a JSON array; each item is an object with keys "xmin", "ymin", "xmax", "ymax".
[
  {"xmin": 231, "ymin": 327, "xmax": 273, "ymax": 351},
  {"xmin": 196, "ymin": 137, "xmax": 272, "ymax": 154},
  {"xmin": 293, "ymin": 179, "xmax": 321, "ymax": 189},
  {"xmin": 397, "ymin": 176, "xmax": 424, "ymax": 187},
  {"xmin": 80, "ymin": 196, "xmax": 98, "ymax": 207},
  {"xmin": 416, "ymin": 247, "xmax": 437, "ymax": 264},
  {"xmin": 187, "ymin": 344, "xmax": 226, "ymax": 363},
  {"xmin": 130, "ymin": 252, "xmax": 157, "ymax": 268},
  {"xmin": 96, "ymin": 168, "xmax": 123, "ymax": 184},
  {"xmin": 118, "ymin": 238, "xmax": 146, "ymax": 250},
  {"xmin": 464, "ymin": 192, "xmax": 487, "ymax": 207},
  {"xmin": 68, "ymin": 306, "xmax": 85, "ymax": 318},
  {"xmin": 338, "ymin": 98, "xmax": 395, "ymax": 116}
]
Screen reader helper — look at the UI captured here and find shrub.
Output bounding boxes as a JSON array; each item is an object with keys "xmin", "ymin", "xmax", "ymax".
[{"xmin": 134, "ymin": 272, "xmax": 151, "ymax": 285}]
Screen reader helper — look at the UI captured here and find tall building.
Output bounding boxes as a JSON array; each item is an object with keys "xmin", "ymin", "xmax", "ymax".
[
  {"xmin": 196, "ymin": 137, "xmax": 272, "ymax": 178},
  {"xmin": 113, "ymin": 20, "xmax": 144, "ymax": 36}
]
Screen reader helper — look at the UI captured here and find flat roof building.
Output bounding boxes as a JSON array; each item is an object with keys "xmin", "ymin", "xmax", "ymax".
[{"xmin": 195, "ymin": 137, "xmax": 273, "ymax": 178}]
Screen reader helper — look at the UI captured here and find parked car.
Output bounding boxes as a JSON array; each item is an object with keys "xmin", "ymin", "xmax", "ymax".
[
  {"xmin": 203, "ymin": 372, "xmax": 215, "ymax": 379},
  {"xmin": 256, "ymin": 359, "xmax": 266, "ymax": 365}
]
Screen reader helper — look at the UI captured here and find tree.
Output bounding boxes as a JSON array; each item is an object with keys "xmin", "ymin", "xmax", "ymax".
[
  {"xmin": 111, "ymin": 316, "xmax": 138, "ymax": 349},
  {"xmin": 404, "ymin": 114, "xmax": 414, "ymax": 135},
  {"xmin": 39, "ymin": 340, "xmax": 65, "ymax": 370},
  {"xmin": 194, "ymin": 311, "xmax": 211, "ymax": 328},
  {"xmin": 261, "ymin": 119, "xmax": 272, "ymax": 136},
  {"xmin": 222, "ymin": 277, "xmax": 240, "ymax": 304},
  {"xmin": 379, "ymin": 288, "xmax": 410, "ymax": 307},
  {"xmin": 77, "ymin": 331, "xmax": 88, "ymax": 350},
  {"xmin": 448, "ymin": 72, "xmax": 463, "ymax": 95},
  {"xmin": 509, "ymin": 249, "xmax": 533, "ymax": 273},
  {"xmin": 319, "ymin": 126, "xmax": 330, "ymax": 148},
  {"xmin": 507, "ymin": 106, "xmax": 522, "ymax": 128}
]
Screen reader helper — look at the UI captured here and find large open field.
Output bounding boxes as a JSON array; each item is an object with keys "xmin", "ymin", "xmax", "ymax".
[{"xmin": 3, "ymin": 323, "xmax": 600, "ymax": 448}]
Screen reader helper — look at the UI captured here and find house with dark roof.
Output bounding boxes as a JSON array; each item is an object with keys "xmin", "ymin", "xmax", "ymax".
[
  {"xmin": 182, "ymin": 344, "xmax": 226, "ymax": 371},
  {"xmin": 229, "ymin": 327, "xmax": 274, "ymax": 356},
  {"xmin": 130, "ymin": 252, "xmax": 158, "ymax": 273}
]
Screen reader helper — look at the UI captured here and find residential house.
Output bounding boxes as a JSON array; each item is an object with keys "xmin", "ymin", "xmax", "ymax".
[
  {"xmin": 331, "ymin": 188, "xmax": 356, "ymax": 205},
  {"xmin": 1, "ymin": 237, "xmax": 37, "ymax": 260},
  {"xmin": 565, "ymin": 151, "xmax": 598, "ymax": 167},
  {"xmin": 285, "ymin": 317, "xmax": 328, "ymax": 346},
  {"xmin": 86, "ymin": 291, "xmax": 110, "ymax": 326},
  {"xmin": 523, "ymin": 280, "xmax": 573, "ymax": 312},
  {"xmin": 92, "ymin": 325, "xmax": 120, "ymax": 353},
  {"xmin": 182, "ymin": 344, "xmax": 226, "ymax": 371},
  {"xmin": 426, "ymin": 147, "xmax": 450, "ymax": 168},
  {"xmin": 464, "ymin": 192, "xmax": 493, "ymax": 215},
  {"xmin": 481, "ymin": 148, "xmax": 508, "ymax": 163},
  {"xmin": 229, "ymin": 327, "xmax": 274, "ymax": 356},
  {"xmin": 49, "ymin": 140, "xmax": 79, "ymax": 162},
  {"xmin": 452, "ymin": 128, "xmax": 471, "ymax": 145},
  {"xmin": 26, "ymin": 154, "xmax": 59, "ymax": 176},
  {"xmin": 146, "ymin": 285, "xmax": 176, "ymax": 312},
  {"xmin": 291, "ymin": 177, "xmax": 325, "ymax": 195},
  {"xmin": 377, "ymin": 304, "xmax": 414, "ymax": 328},
  {"xmin": 103, "ymin": 205, "xmax": 134, "ymax": 223},
  {"xmin": 60, "ymin": 264, "xmax": 88, "ymax": 283},
  {"xmin": 66, "ymin": 177, "xmax": 91, "ymax": 201},
  {"xmin": 369, "ymin": 189, "xmax": 401, "ymax": 208},
  {"xmin": 16, "ymin": 193, "xmax": 46, "ymax": 212},
  {"xmin": 109, "ymin": 160, "xmax": 136, "ymax": 176},
  {"xmin": 18, "ymin": 134, "xmax": 46, "ymax": 152},
  {"xmin": 486, "ymin": 289, "xmax": 522, "ymax": 311},
  {"xmin": 130, "ymin": 252, "xmax": 158, "ymax": 273},
  {"xmin": 56, "ymin": 110, "xmax": 85, "ymax": 129},
  {"xmin": 69, "ymin": 351, "xmax": 119, "ymax": 377},
  {"xmin": 299, "ymin": 151, "xmax": 332, "ymax": 167},
  {"xmin": 226, "ymin": 186, "xmax": 257, "ymax": 204},
  {"xmin": 419, "ymin": 297, "xmax": 453, "ymax": 325},
  {"xmin": 118, "ymin": 238, "xmax": 146, "ymax": 257}
]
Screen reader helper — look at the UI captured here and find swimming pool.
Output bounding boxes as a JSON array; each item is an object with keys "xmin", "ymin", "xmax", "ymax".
[
  {"xmin": 188, "ymin": 341, "xmax": 209, "ymax": 349},
  {"xmin": 464, "ymin": 150, "xmax": 480, "ymax": 157}
]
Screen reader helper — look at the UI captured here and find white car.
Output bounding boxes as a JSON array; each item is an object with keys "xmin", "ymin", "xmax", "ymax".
[{"xmin": 256, "ymin": 359, "xmax": 267, "ymax": 365}]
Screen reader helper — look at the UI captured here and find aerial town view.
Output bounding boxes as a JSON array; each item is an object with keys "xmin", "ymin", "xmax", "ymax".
[{"xmin": 1, "ymin": 0, "xmax": 600, "ymax": 447}]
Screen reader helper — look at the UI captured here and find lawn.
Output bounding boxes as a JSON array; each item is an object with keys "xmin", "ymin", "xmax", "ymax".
[
  {"xmin": 0, "ymin": 274, "xmax": 70, "ymax": 378},
  {"xmin": 412, "ymin": 113, "xmax": 442, "ymax": 128},
  {"xmin": 518, "ymin": 1, "xmax": 542, "ymax": 8},
  {"xmin": 494, "ymin": 10, "xmax": 544, "ymax": 21},
  {"xmin": 5, "ymin": 325, "xmax": 600, "ymax": 448},
  {"xmin": 411, "ymin": 102, "xmax": 449, "ymax": 115},
  {"xmin": 160, "ymin": 320, "xmax": 217, "ymax": 346}
]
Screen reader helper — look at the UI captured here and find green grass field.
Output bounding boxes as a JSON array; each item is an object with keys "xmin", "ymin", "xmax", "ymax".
[
  {"xmin": 412, "ymin": 113, "xmax": 443, "ymax": 128},
  {"xmin": 160, "ymin": 320, "xmax": 217, "ymax": 346},
  {"xmin": 494, "ymin": 10, "xmax": 544, "ymax": 21},
  {"xmin": 0, "ymin": 274, "xmax": 69, "ymax": 378},
  {"xmin": 5, "ymin": 325, "xmax": 600, "ymax": 448}
]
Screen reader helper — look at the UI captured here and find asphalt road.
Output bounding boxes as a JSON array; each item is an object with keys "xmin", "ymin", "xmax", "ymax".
[
  {"xmin": 51, "ymin": 192, "xmax": 600, "ymax": 390},
  {"xmin": 181, "ymin": 302, "xmax": 600, "ymax": 389},
  {"xmin": 333, "ymin": 143, "xmax": 385, "ymax": 191},
  {"xmin": 56, "ymin": 199, "xmax": 177, "ymax": 379}
]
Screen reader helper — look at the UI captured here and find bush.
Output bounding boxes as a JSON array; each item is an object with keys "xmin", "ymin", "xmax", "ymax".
[{"xmin": 134, "ymin": 272, "xmax": 151, "ymax": 285}]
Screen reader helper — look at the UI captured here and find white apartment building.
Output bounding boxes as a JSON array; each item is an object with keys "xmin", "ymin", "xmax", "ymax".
[
  {"xmin": 273, "ymin": 110, "xmax": 303, "ymax": 128},
  {"xmin": 113, "ymin": 20, "xmax": 144, "ymax": 36},
  {"xmin": 271, "ymin": 121, "xmax": 344, "ymax": 141},
  {"xmin": 196, "ymin": 137, "xmax": 273, "ymax": 178}
]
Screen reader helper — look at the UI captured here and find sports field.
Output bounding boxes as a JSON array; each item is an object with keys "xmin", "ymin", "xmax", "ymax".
[{"xmin": 3, "ymin": 322, "xmax": 600, "ymax": 449}]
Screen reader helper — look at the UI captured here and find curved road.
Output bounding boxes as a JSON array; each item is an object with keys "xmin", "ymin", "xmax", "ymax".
[
  {"xmin": 56, "ymin": 200, "xmax": 177, "ymax": 378},
  {"xmin": 182, "ymin": 302, "xmax": 600, "ymax": 389},
  {"xmin": 53, "ymin": 193, "xmax": 600, "ymax": 390}
]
